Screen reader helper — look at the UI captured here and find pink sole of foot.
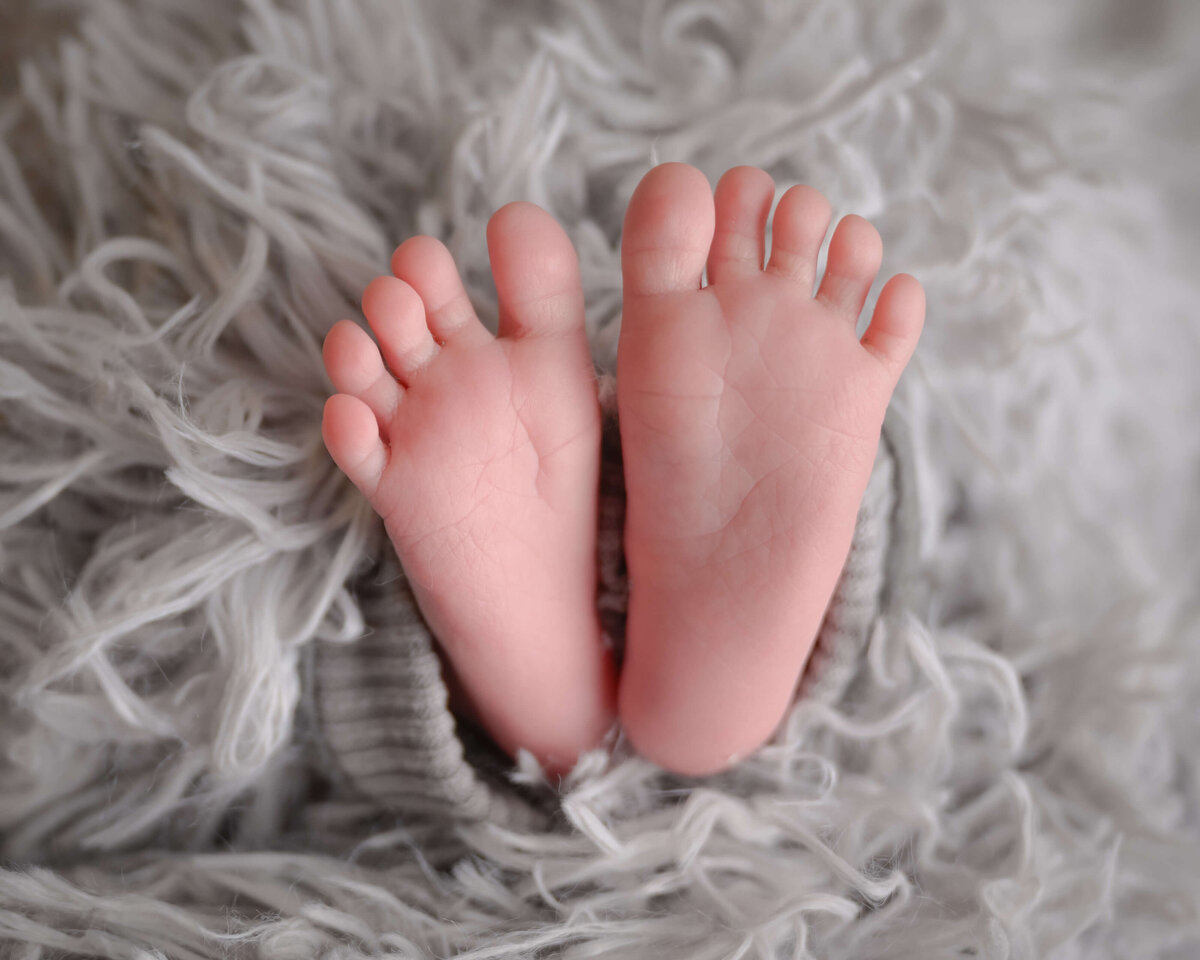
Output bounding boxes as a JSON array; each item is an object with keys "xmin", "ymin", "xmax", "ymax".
[{"xmin": 616, "ymin": 162, "xmax": 925, "ymax": 776}]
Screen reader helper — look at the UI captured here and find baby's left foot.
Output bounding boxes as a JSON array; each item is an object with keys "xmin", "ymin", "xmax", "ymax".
[{"xmin": 617, "ymin": 163, "xmax": 925, "ymax": 775}]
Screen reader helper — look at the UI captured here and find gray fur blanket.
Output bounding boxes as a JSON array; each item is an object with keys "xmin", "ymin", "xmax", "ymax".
[{"xmin": 1, "ymin": 0, "xmax": 1199, "ymax": 956}]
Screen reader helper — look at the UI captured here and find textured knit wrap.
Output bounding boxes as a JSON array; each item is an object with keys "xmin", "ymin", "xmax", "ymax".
[{"xmin": 299, "ymin": 373, "xmax": 919, "ymax": 837}]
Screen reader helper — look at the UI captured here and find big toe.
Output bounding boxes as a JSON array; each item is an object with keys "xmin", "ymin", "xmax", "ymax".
[
  {"xmin": 621, "ymin": 162, "xmax": 715, "ymax": 298},
  {"xmin": 486, "ymin": 201, "xmax": 586, "ymax": 341}
]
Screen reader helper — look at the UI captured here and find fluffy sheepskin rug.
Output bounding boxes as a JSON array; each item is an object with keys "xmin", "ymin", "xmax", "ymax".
[{"xmin": 1, "ymin": 0, "xmax": 1199, "ymax": 957}]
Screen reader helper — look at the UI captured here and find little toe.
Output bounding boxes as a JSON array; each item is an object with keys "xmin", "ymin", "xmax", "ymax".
[
  {"xmin": 860, "ymin": 273, "xmax": 926, "ymax": 378},
  {"xmin": 322, "ymin": 318, "xmax": 402, "ymax": 431},
  {"xmin": 707, "ymin": 166, "xmax": 774, "ymax": 284},
  {"xmin": 486, "ymin": 201, "xmax": 586, "ymax": 341},
  {"xmin": 390, "ymin": 236, "xmax": 492, "ymax": 347},
  {"xmin": 621, "ymin": 162, "xmax": 715, "ymax": 298},
  {"xmin": 323, "ymin": 393, "xmax": 389, "ymax": 502},
  {"xmin": 815, "ymin": 214, "xmax": 883, "ymax": 321},
  {"xmin": 765, "ymin": 184, "xmax": 832, "ymax": 294},
  {"xmin": 362, "ymin": 275, "xmax": 439, "ymax": 384}
]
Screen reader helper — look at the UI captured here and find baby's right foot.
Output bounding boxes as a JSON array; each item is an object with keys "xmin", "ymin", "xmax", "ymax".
[
  {"xmin": 616, "ymin": 164, "xmax": 925, "ymax": 776},
  {"xmin": 321, "ymin": 203, "xmax": 617, "ymax": 778}
]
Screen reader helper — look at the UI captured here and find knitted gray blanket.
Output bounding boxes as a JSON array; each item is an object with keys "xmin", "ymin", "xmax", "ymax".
[{"xmin": 2, "ymin": 1, "xmax": 1199, "ymax": 957}]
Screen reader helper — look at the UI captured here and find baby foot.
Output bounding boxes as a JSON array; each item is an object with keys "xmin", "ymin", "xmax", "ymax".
[
  {"xmin": 321, "ymin": 202, "xmax": 617, "ymax": 778},
  {"xmin": 616, "ymin": 164, "xmax": 925, "ymax": 775}
]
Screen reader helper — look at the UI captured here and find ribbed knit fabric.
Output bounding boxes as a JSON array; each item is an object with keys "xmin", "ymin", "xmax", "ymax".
[
  {"xmin": 797, "ymin": 403, "xmax": 915, "ymax": 705},
  {"xmin": 301, "ymin": 373, "xmax": 918, "ymax": 829}
]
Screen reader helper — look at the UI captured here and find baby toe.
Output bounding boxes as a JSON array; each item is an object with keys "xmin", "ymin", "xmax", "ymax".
[
  {"xmin": 815, "ymin": 215, "xmax": 883, "ymax": 322},
  {"xmin": 707, "ymin": 166, "xmax": 774, "ymax": 284},
  {"xmin": 322, "ymin": 318, "xmax": 402, "ymax": 430},
  {"xmin": 362, "ymin": 275, "xmax": 438, "ymax": 384},
  {"xmin": 765, "ymin": 184, "xmax": 832, "ymax": 294},
  {"xmin": 860, "ymin": 273, "xmax": 926, "ymax": 379},
  {"xmin": 391, "ymin": 236, "xmax": 492, "ymax": 347},
  {"xmin": 621, "ymin": 162, "xmax": 715, "ymax": 298}
]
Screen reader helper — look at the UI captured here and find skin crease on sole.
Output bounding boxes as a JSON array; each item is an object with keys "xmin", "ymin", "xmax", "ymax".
[{"xmin": 321, "ymin": 163, "xmax": 924, "ymax": 780}]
